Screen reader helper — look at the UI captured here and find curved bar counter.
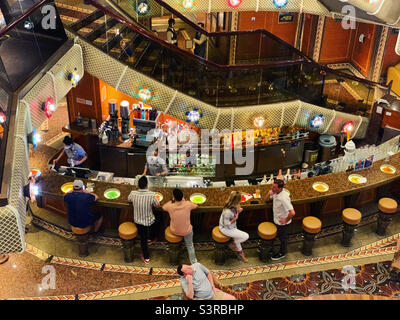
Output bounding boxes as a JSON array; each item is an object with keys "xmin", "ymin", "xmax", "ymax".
[{"xmin": 36, "ymin": 148, "xmax": 400, "ymax": 236}]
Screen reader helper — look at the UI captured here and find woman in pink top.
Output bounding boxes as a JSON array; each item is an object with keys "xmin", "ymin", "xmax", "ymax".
[{"xmin": 162, "ymin": 188, "xmax": 198, "ymax": 264}]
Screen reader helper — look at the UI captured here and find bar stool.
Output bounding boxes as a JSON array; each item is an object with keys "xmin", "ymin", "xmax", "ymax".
[
  {"xmin": 165, "ymin": 226, "xmax": 183, "ymax": 265},
  {"xmin": 257, "ymin": 222, "xmax": 277, "ymax": 262},
  {"xmin": 71, "ymin": 226, "xmax": 91, "ymax": 257},
  {"xmin": 118, "ymin": 222, "xmax": 138, "ymax": 263},
  {"xmin": 341, "ymin": 208, "xmax": 362, "ymax": 247},
  {"xmin": 212, "ymin": 226, "xmax": 230, "ymax": 265},
  {"xmin": 301, "ymin": 216, "xmax": 321, "ymax": 256},
  {"xmin": 376, "ymin": 198, "xmax": 398, "ymax": 236}
]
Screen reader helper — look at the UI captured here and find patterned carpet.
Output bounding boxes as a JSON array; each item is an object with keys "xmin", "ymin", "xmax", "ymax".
[{"xmin": 150, "ymin": 261, "xmax": 400, "ymax": 300}]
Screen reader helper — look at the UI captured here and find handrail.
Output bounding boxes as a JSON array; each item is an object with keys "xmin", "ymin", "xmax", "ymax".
[
  {"xmin": 87, "ymin": 0, "xmax": 304, "ymax": 70},
  {"xmin": 89, "ymin": 0, "xmax": 387, "ymax": 88},
  {"xmin": 0, "ymin": 0, "xmax": 48, "ymax": 38},
  {"xmin": 104, "ymin": 0, "xmax": 388, "ymax": 89}
]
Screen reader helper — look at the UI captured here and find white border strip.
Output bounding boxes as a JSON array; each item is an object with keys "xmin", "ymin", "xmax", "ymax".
[
  {"xmin": 46, "ymin": 71, "xmax": 58, "ymax": 106},
  {"xmin": 279, "ymin": 103, "xmax": 285, "ymax": 129},
  {"xmin": 115, "ymin": 66, "xmax": 128, "ymax": 92},
  {"xmin": 351, "ymin": 115, "xmax": 363, "ymax": 140},
  {"xmin": 322, "ymin": 110, "xmax": 336, "ymax": 134},
  {"xmin": 213, "ymin": 109, "xmax": 221, "ymax": 130},
  {"xmin": 255, "ymin": 0, "xmax": 260, "ymax": 12},
  {"xmin": 367, "ymin": 0, "xmax": 386, "ymax": 15},
  {"xmin": 230, "ymin": 108, "xmax": 234, "ymax": 132},
  {"xmin": 292, "ymin": 100, "xmax": 302, "ymax": 127},
  {"xmin": 164, "ymin": 90, "xmax": 178, "ymax": 114}
]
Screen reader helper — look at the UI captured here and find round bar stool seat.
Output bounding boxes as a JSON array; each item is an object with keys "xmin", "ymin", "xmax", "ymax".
[
  {"xmin": 258, "ymin": 222, "xmax": 277, "ymax": 240},
  {"xmin": 342, "ymin": 208, "xmax": 362, "ymax": 225},
  {"xmin": 71, "ymin": 225, "xmax": 91, "ymax": 235},
  {"xmin": 118, "ymin": 222, "xmax": 138, "ymax": 240},
  {"xmin": 302, "ymin": 217, "xmax": 322, "ymax": 234},
  {"xmin": 165, "ymin": 226, "xmax": 183, "ymax": 243},
  {"xmin": 378, "ymin": 198, "xmax": 398, "ymax": 214},
  {"xmin": 212, "ymin": 226, "xmax": 230, "ymax": 243}
]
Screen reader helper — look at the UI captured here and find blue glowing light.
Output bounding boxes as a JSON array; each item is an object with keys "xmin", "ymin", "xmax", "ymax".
[
  {"xmin": 310, "ymin": 114, "xmax": 325, "ymax": 129},
  {"xmin": 273, "ymin": 0, "xmax": 288, "ymax": 9}
]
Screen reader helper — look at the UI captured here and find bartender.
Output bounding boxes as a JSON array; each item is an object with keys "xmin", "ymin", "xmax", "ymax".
[
  {"xmin": 142, "ymin": 149, "xmax": 168, "ymax": 176},
  {"xmin": 53, "ymin": 136, "xmax": 88, "ymax": 168}
]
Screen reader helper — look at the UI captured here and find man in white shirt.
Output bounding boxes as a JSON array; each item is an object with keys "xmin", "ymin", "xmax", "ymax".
[{"xmin": 265, "ymin": 179, "xmax": 295, "ymax": 260}]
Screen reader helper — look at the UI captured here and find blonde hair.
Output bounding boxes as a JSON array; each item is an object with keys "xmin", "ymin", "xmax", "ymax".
[{"xmin": 224, "ymin": 191, "xmax": 242, "ymax": 209}]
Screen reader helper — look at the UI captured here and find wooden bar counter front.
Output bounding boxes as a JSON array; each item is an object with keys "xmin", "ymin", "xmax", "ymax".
[{"xmin": 36, "ymin": 152, "xmax": 400, "ymax": 235}]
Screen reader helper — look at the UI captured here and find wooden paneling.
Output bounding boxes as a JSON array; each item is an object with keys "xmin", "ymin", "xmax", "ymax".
[
  {"xmin": 350, "ymin": 22, "xmax": 376, "ymax": 77},
  {"xmin": 319, "ymin": 18, "xmax": 355, "ymax": 64},
  {"xmin": 381, "ymin": 29, "xmax": 400, "ymax": 76},
  {"xmin": 264, "ymin": 12, "xmax": 298, "ymax": 46},
  {"xmin": 381, "ymin": 108, "xmax": 400, "ymax": 130},
  {"xmin": 67, "ymin": 72, "xmax": 102, "ymax": 126},
  {"xmin": 354, "ymin": 188, "xmax": 376, "ymax": 207},
  {"xmin": 238, "ymin": 11, "xmax": 298, "ymax": 46}
]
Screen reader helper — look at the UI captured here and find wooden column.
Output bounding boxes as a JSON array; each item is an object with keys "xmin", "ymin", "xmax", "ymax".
[{"xmin": 371, "ymin": 26, "xmax": 390, "ymax": 83}]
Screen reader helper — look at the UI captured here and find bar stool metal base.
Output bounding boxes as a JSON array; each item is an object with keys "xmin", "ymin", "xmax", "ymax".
[
  {"xmin": 376, "ymin": 212, "xmax": 393, "ymax": 236},
  {"xmin": 302, "ymin": 232, "xmax": 317, "ymax": 256},
  {"xmin": 75, "ymin": 234, "xmax": 89, "ymax": 257},
  {"xmin": 257, "ymin": 239, "xmax": 274, "ymax": 263},
  {"xmin": 214, "ymin": 242, "xmax": 228, "ymax": 265},
  {"xmin": 341, "ymin": 223, "xmax": 357, "ymax": 247},
  {"xmin": 166, "ymin": 242, "xmax": 182, "ymax": 265},
  {"xmin": 121, "ymin": 239, "xmax": 135, "ymax": 263}
]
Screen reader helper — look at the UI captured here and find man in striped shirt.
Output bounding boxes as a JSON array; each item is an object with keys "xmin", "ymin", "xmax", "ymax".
[{"xmin": 128, "ymin": 176, "xmax": 160, "ymax": 264}]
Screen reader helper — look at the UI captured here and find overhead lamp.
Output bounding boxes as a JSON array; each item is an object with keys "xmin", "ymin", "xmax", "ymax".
[
  {"xmin": 136, "ymin": 86, "xmax": 154, "ymax": 102},
  {"xmin": 41, "ymin": 97, "xmax": 56, "ymax": 118},
  {"xmin": 67, "ymin": 68, "xmax": 81, "ymax": 87},
  {"xmin": 182, "ymin": 0, "xmax": 195, "ymax": 10},
  {"xmin": 0, "ymin": 111, "xmax": 6, "ymax": 124},
  {"xmin": 24, "ymin": 20, "xmax": 34, "ymax": 30},
  {"xmin": 27, "ymin": 128, "xmax": 41, "ymax": 150},
  {"xmin": 310, "ymin": 114, "xmax": 325, "ymax": 129},
  {"xmin": 342, "ymin": 121, "xmax": 354, "ymax": 133},
  {"xmin": 186, "ymin": 108, "xmax": 202, "ymax": 124},
  {"xmin": 253, "ymin": 116, "xmax": 266, "ymax": 128},
  {"xmin": 136, "ymin": 0, "xmax": 150, "ymax": 15},
  {"xmin": 228, "ymin": 0, "xmax": 242, "ymax": 8},
  {"xmin": 273, "ymin": 0, "xmax": 288, "ymax": 9}
]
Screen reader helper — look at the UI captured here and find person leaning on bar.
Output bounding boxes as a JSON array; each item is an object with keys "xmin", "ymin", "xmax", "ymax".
[
  {"xmin": 127, "ymin": 176, "xmax": 161, "ymax": 264},
  {"xmin": 64, "ymin": 180, "xmax": 103, "ymax": 233},
  {"xmin": 265, "ymin": 179, "xmax": 295, "ymax": 260},
  {"xmin": 53, "ymin": 136, "xmax": 88, "ymax": 168}
]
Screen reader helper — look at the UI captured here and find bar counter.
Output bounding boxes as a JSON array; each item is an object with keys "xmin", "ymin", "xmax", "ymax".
[{"xmin": 37, "ymin": 152, "xmax": 400, "ymax": 212}]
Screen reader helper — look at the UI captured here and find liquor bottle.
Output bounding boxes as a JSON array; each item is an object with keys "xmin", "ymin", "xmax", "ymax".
[
  {"xmin": 260, "ymin": 174, "xmax": 267, "ymax": 185},
  {"xmin": 266, "ymin": 174, "xmax": 274, "ymax": 184},
  {"xmin": 77, "ymin": 112, "xmax": 82, "ymax": 125}
]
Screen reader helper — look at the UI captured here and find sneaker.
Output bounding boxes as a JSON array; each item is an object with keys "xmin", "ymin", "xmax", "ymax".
[
  {"xmin": 141, "ymin": 254, "xmax": 150, "ymax": 264},
  {"xmin": 271, "ymin": 252, "xmax": 286, "ymax": 260}
]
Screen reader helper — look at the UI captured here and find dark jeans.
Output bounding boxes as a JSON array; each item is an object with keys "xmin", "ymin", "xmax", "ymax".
[
  {"xmin": 136, "ymin": 223, "xmax": 152, "ymax": 259},
  {"xmin": 275, "ymin": 224, "xmax": 289, "ymax": 255},
  {"xmin": 152, "ymin": 208, "xmax": 164, "ymax": 240}
]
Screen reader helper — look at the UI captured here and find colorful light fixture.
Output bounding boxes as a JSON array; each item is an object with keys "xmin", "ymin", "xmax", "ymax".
[
  {"xmin": 342, "ymin": 121, "xmax": 354, "ymax": 133},
  {"xmin": 228, "ymin": 0, "xmax": 242, "ymax": 8},
  {"xmin": 310, "ymin": 114, "xmax": 325, "ymax": 129},
  {"xmin": 68, "ymin": 68, "xmax": 81, "ymax": 87},
  {"xmin": 186, "ymin": 108, "xmax": 202, "ymax": 124},
  {"xmin": 182, "ymin": 0, "xmax": 195, "ymax": 10},
  {"xmin": 273, "ymin": 0, "xmax": 288, "ymax": 9},
  {"xmin": 0, "ymin": 111, "xmax": 5, "ymax": 124},
  {"xmin": 136, "ymin": 0, "xmax": 150, "ymax": 15},
  {"xmin": 42, "ymin": 97, "xmax": 56, "ymax": 118},
  {"xmin": 136, "ymin": 86, "xmax": 154, "ymax": 103},
  {"xmin": 253, "ymin": 116, "xmax": 266, "ymax": 128}
]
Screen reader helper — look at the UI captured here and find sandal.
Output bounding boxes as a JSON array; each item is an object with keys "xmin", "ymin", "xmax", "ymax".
[{"xmin": 237, "ymin": 251, "xmax": 248, "ymax": 263}]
